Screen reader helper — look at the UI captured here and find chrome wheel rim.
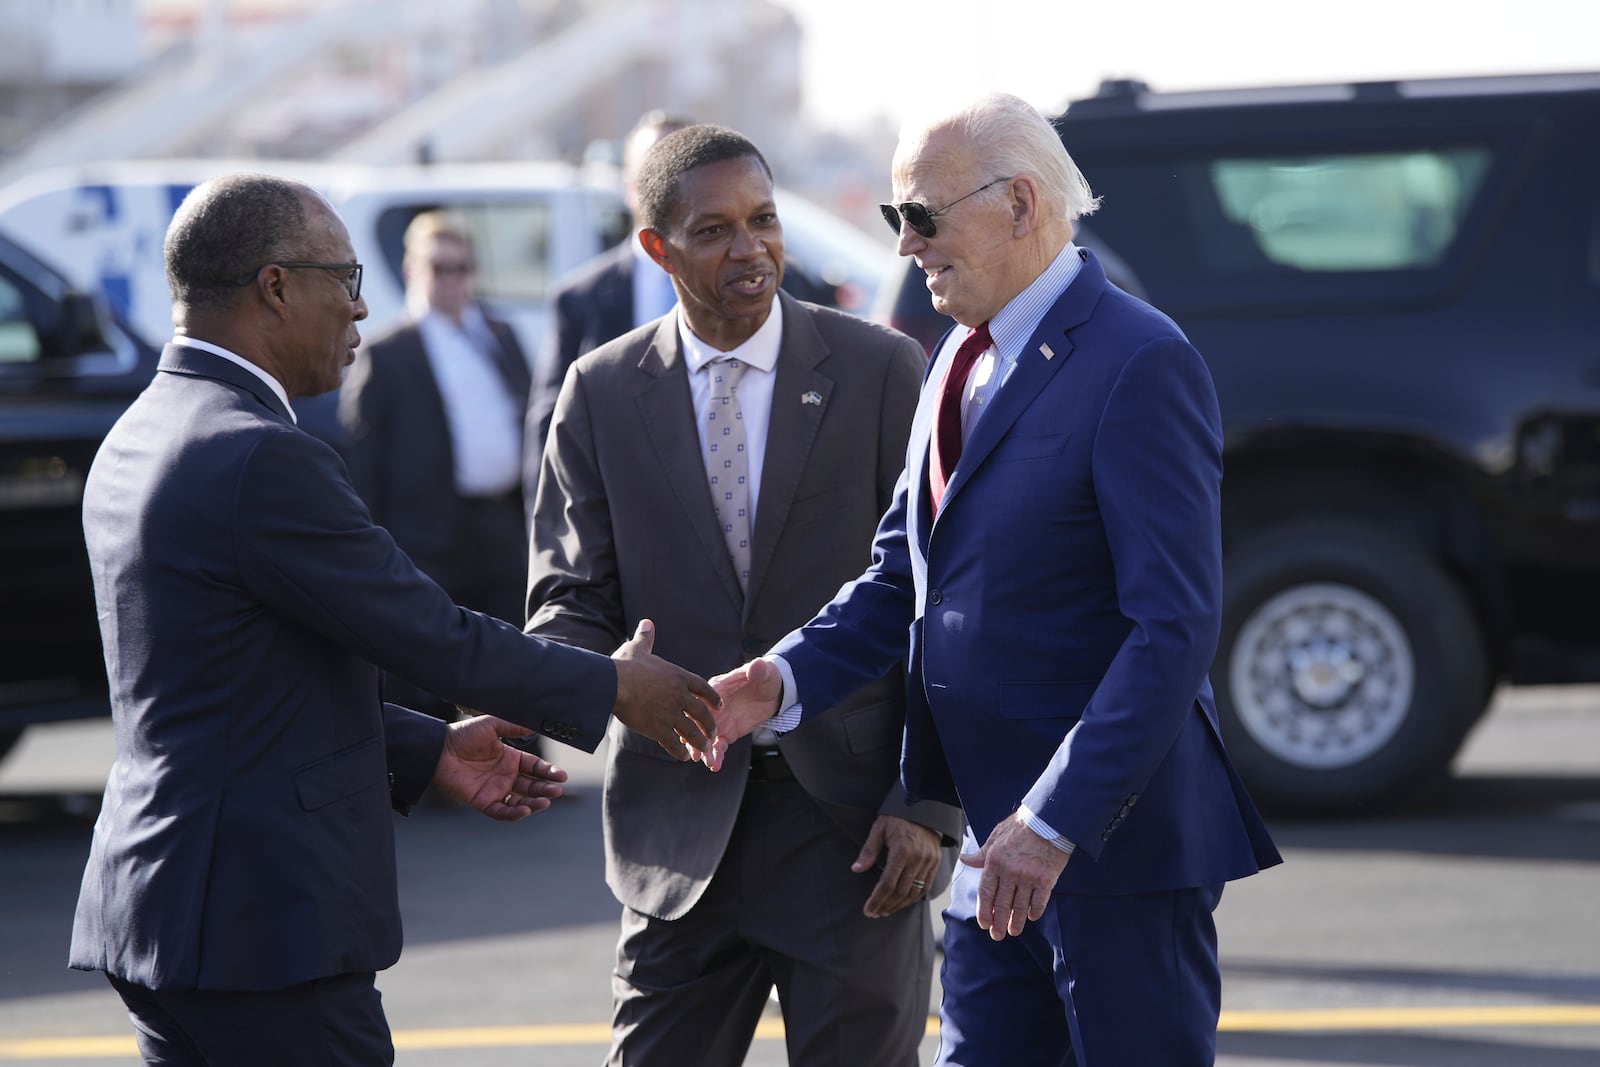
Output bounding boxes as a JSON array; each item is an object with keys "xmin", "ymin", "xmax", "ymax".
[{"xmin": 1229, "ymin": 583, "xmax": 1414, "ymax": 769}]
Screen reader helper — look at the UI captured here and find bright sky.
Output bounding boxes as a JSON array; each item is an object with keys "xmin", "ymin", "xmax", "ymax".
[{"xmin": 788, "ymin": 0, "xmax": 1600, "ymax": 131}]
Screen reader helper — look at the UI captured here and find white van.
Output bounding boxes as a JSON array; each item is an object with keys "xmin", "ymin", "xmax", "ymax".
[
  {"xmin": 0, "ymin": 159, "xmax": 889, "ymax": 360},
  {"xmin": 0, "ymin": 159, "xmax": 630, "ymax": 356}
]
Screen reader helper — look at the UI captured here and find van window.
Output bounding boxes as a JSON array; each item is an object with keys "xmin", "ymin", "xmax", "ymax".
[
  {"xmin": 1203, "ymin": 148, "xmax": 1492, "ymax": 272},
  {"xmin": 0, "ymin": 274, "xmax": 42, "ymax": 364}
]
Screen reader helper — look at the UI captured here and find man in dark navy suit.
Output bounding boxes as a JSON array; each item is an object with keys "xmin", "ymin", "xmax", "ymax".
[
  {"xmin": 70, "ymin": 173, "xmax": 719, "ymax": 1066},
  {"xmin": 708, "ymin": 95, "xmax": 1281, "ymax": 1066}
]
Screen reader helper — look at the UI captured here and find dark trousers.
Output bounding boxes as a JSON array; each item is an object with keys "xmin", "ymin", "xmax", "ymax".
[
  {"xmin": 935, "ymin": 869, "xmax": 1225, "ymax": 1067},
  {"xmin": 609, "ymin": 776, "xmax": 933, "ymax": 1067},
  {"xmin": 107, "ymin": 972, "xmax": 392, "ymax": 1066}
]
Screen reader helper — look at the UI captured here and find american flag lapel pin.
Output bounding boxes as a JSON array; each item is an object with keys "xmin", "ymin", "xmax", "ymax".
[
  {"xmin": 801, "ymin": 390, "xmax": 823, "ymax": 406},
  {"xmin": 1039, "ymin": 342, "xmax": 1055, "ymax": 361}
]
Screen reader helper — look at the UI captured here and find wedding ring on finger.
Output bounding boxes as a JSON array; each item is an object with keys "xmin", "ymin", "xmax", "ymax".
[
  {"xmin": 503, "ymin": 793, "xmax": 516, "ymax": 806},
  {"xmin": 911, "ymin": 879, "xmax": 927, "ymax": 890}
]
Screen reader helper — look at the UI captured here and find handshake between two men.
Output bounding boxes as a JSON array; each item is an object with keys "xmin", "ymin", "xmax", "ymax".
[
  {"xmin": 608, "ymin": 619, "xmax": 781, "ymax": 770},
  {"xmin": 448, "ymin": 619, "xmax": 773, "ymax": 817}
]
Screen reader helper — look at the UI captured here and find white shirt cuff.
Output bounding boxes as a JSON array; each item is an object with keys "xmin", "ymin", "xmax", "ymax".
[
  {"xmin": 1019, "ymin": 804, "xmax": 1076, "ymax": 855},
  {"xmin": 766, "ymin": 654, "xmax": 803, "ymax": 734}
]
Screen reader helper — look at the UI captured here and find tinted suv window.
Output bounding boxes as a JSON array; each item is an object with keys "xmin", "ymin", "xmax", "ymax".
[
  {"xmin": 0, "ymin": 272, "xmax": 42, "ymax": 364},
  {"xmin": 1204, "ymin": 148, "xmax": 1492, "ymax": 272}
]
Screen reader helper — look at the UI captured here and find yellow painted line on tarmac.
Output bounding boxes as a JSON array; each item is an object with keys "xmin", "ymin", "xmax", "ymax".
[
  {"xmin": 5, "ymin": 1005, "xmax": 1600, "ymax": 1059},
  {"xmin": 1218, "ymin": 1003, "xmax": 1600, "ymax": 1031}
]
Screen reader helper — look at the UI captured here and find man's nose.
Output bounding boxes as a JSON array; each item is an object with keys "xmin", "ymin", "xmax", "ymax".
[
  {"xmin": 353, "ymin": 295, "xmax": 369, "ymax": 321},
  {"xmin": 730, "ymin": 226, "xmax": 767, "ymax": 257},
  {"xmin": 894, "ymin": 222, "xmax": 926, "ymax": 257}
]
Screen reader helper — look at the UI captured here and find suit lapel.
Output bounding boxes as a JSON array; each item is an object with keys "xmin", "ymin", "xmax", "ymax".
[
  {"xmin": 747, "ymin": 292, "xmax": 830, "ymax": 613},
  {"xmin": 632, "ymin": 318, "xmax": 747, "ymax": 613},
  {"xmin": 937, "ymin": 250, "xmax": 1107, "ymax": 513}
]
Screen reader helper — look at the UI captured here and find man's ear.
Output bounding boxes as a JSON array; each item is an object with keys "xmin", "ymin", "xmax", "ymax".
[
  {"xmin": 638, "ymin": 228, "xmax": 673, "ymax": 273},
  {"xmin": 1009, "ymin": 177, "xmax": 1039, "ymax": 238},
  {"xmin": 258, "ymin": 264, "xmax": 292, "ymax": 318}
]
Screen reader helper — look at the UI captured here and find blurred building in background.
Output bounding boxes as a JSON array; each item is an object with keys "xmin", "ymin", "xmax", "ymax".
[{"xmin": 0, "ymin": 0, "xmax": 893, "ymax": 236}]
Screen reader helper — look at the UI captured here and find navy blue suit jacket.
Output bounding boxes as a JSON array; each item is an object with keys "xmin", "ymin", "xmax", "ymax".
[
  {"xmin": 774, "ymin": 250, "xmax": 1280, "ymax": 898},
  {"xmin": 70, "ymin": 345, "xmax": 615, "ymax": 991},
  {"xmin": 528, "ymin": 242, "xmax": 636, "ymax": 455}
]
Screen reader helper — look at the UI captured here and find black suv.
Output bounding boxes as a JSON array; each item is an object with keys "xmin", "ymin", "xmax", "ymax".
[
  {"xmin": 0, "ymin": 233, "xmax": 156, "ymax": 762},
  {"xmin": 876, "ymin": 72, "xmax": 1600, "ymax": 812}
]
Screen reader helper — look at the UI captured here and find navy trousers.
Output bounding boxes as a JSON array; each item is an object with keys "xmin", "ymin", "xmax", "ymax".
[
  {"xmin": 108, "ymin": 971, "xmax": 392, "ymax": 1066},
  {"xmin": 935, "ymin": 860, "xmax": 1224, "ymax": 1067}
]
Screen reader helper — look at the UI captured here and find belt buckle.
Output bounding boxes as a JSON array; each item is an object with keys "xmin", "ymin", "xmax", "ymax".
[{"xmin": 748, "ymin": 746, "xmax": 792, "ymax": 782}]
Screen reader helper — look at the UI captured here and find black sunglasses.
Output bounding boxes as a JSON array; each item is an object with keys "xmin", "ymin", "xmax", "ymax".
[
  {"xmin": 232, "ymin": 261, "xmax": 363, "ymax": 301},
  {"xmin": 880, "ymin": 176, "xmax": 1013, "ymax": 239}
]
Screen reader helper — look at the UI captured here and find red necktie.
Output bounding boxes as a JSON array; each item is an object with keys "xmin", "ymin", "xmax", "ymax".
[{"xmin": 929, "ymin": 321, "xmax": 992, "ymax": 512}]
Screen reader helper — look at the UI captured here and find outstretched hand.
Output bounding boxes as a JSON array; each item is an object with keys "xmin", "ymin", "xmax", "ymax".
[
  {"xmin": 433, "ymin": 714, "xmax": 568, "ymax": 821},
  {"xmin": 699, "ymin": 657, "xmax": 783, "ymax": 771},
  {"xmin": 611, "ymin": 619, "xmax": 720, "ymax": 760}
]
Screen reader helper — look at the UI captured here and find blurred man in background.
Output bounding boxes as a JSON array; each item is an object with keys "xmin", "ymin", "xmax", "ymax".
[
  {"xmin": 341, "ymin": 211, "xmax": 532, "ymax": 720},
  {"xmin": 526, "ymin": 110, "xmax": 692, "ymax": 455}
]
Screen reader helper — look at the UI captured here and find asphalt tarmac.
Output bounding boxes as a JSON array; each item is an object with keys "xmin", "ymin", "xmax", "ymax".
[{"xmin": 2, "ymin": 685, "xmax": 1597, "ymax": 1066}]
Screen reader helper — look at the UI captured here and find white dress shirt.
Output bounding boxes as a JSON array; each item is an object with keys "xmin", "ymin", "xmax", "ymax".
[{"xmin": 415, "ymin": 305, "xmax": 523, "ymax": 497}]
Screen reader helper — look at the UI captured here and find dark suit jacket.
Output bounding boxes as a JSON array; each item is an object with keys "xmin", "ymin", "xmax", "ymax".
[
  {"xmin": 528, "ymin": 291, "xmax": 963, "ymax": 920},
  {"xmin": 527, "ymin": 243, "xmax": 636, "ymax": 456},
  {"xmin": 70, "ymin": 345, "xmax": 614, "ymax": 992},
  {"xmin": 340, "ymin": 312, "xmax": 530, "ymax": 590},
  {"xmin": 775, "ymin": 250, "xmax": 1281, "ymax": 898}
]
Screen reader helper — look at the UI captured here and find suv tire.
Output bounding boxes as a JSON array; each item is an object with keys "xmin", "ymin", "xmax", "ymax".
[{"xmin": 1215, "ymin": 521, "xmax": 1488, "ymax": 813}]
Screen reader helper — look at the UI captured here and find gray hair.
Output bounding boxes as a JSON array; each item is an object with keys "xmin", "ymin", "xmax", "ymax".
[
  {"xmin": 164, "ymin": 174, "xmax": 309, "ymax": 311},
  {"xmin": 912, "ymin": 93, "xmax": 1100, "ymax": 222}
]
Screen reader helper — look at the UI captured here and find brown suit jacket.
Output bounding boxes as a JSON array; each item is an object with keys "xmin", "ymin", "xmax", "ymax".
[{"xmin": 527, "ymin": 291, "xmax": 962, "ymax": 919}]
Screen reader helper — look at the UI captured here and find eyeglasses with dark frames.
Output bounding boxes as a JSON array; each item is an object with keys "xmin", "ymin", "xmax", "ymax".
[
  {"xmin": 231, "ymin": 262, "xmax": 363, "ymax": 301},
  {"xmin": 879, "ymin": 176, "xmax": 1014, "ymax": 239}
]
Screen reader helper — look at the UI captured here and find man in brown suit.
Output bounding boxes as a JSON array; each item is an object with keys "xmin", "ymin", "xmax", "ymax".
[{"xmin": 526, "ymin": 125, "xmax": 962, "ymax": 1066}]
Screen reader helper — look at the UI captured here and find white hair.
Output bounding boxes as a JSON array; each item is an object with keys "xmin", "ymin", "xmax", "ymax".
[{"xmin": 904, "ymin": 93, "xmax": 1100, "ymax": 222}]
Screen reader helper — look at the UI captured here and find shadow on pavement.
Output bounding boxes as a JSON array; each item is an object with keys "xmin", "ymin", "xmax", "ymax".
[
  {"xmin": 1262, "ymin": 773, "xmax": 1600, "ymax": 865},
  {"xmin": 1224, "ymin": 958, "xmax": 1600, "ymax": 1002},
  {"xmin": 0, "ymin": 784, "xmax": 616, "ymax": 1001}
]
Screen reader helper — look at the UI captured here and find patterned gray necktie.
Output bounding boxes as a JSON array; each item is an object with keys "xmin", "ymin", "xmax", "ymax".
[{"xmin": 704, "ymin": 357, "xmax": 751, "ymax": 591}]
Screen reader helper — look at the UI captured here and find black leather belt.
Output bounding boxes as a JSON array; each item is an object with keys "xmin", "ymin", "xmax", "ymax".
[{"xmin": 747, "ymin": 745, "xmax": 795, "ymax": 783}]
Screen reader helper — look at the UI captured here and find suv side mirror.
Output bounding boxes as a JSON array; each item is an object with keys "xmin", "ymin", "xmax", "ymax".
[{"xmin": 43, "ymin": 290, "xmax": 112, "ymax": 359}]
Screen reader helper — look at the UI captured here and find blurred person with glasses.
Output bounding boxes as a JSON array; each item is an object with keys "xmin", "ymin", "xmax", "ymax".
[{"xmin": 341, "ymin": 211, "xmax": 534, "ymax": 726}]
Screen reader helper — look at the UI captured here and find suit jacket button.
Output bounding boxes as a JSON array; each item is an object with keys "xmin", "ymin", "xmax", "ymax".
[
  {"xmin": 742, "ymin": 636, "xmax": 764, "ymax": 655},
  {"xmin": 1101, "ymin": 829, "xmax": 1113, "ymax": 842},
  {"xmin": 929, "ymin": 589, "xmax": 943, "ymax": 605}
]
